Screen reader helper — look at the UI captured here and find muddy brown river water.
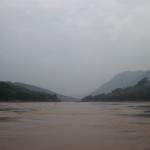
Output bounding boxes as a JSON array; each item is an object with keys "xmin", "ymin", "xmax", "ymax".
[{"xmin": 0, "ymin": 102, "xmax": 150, "ymax": 150}]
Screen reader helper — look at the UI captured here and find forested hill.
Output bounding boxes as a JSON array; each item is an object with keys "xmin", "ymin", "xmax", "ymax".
[
  {"xmin": 91, "ymin": 70, "xmax": 150, "ymax": 96},
  {"xmin": 14, "ymin": 82, "xmax": 78, "ymax": 102},
  {"xmin": 0, "ymin": 82, "xmax": 61, "ymax": 102},
  {"xmin": 82, "ymin": 78, "xmax": 150, "ymax": 102}
]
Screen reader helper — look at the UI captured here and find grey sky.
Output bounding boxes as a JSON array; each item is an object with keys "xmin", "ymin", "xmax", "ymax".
[{"xmin": 0, "ymin": 0, "xmax": 150, "ymax": 97}]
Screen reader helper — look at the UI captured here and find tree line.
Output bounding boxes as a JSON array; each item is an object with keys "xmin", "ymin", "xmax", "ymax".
[
  {"xmin": 0, "ymin": 82, "xmax": 61, "ymax": 102},
  {"xmin": 82, "ymin": 78, "xmax": 150, "ymax": 102}
]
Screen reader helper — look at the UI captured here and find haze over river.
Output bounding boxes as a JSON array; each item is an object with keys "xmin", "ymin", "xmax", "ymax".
[{"xmin": 0, "ymin": 102, "xmax": 150, "ymax": 150}]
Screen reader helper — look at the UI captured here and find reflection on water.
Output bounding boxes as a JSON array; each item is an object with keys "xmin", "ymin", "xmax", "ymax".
[{"xmin": 0, "ymin": 102, "xmax": 150, "ymax": 150}]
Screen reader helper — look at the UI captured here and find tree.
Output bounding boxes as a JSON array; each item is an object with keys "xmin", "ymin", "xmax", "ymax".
[{"xmin": 137, "ymin": 77, "xmax": 148, "ymax": 86}]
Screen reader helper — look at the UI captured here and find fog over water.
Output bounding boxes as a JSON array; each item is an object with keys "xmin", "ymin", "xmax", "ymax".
[{"xmin": 0, "ymin": 0, "xmax": 150, "ymax": 96}]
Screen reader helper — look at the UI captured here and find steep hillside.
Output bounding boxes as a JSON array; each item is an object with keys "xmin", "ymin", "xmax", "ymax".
[
  {"xmin": 0, "ymin": 82, "xmax": 61, "ymax": 102},
  {"xmin": 14, "ymin": 82, "xmax": 78, "ymax": 102},
  {"xmin": 82, "ymin": 78, "xmax": 150, "ymax": 102},
  {"xmin": 91, "ymin": 70, "xmax": 150, "ymax": 96}
]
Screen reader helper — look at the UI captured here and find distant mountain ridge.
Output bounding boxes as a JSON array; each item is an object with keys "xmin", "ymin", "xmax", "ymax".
[
  {"xmin": 14, "ymin": 82, "xmax": 78, "ymax": 102},
  {"xmin": 91, "ymin": 70, "xmax": 150, "ymax": 96},
  {"xmin": 82, "ymin": 77, "xmax": 150, "ymax": 102},
  {"xmin": 0, "ymin": 81, "xmax": 60, "ymax": 102}
]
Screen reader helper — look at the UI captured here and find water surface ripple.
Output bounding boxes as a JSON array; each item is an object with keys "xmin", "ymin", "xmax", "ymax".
[{"xmin": 0, "ymin": 102, "xmax": 150, "ymax": 150}]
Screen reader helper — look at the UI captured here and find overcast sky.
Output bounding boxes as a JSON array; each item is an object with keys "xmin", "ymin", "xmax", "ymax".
[{"xmin": 0, "ymin": 0, "xmax": 150, "ymax": 97}]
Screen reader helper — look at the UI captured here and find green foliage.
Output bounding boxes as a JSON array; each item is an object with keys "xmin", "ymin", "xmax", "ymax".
[
  {"xmin": 82, "ymin": 78, "xmax": 150, "ymax": 102},
  {"xmin": 137, "ymin": 77, "xmax": 148, "ymax": 86},
  {"xmin": 0, "ymin": 82, "xmax": 61, "ymax": 102}
]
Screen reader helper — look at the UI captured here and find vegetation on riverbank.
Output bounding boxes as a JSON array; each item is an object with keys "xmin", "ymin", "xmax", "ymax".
[
  {"xmin": 82, "ymin": 78, "xmax": 150, "ymax": 102},
  {"xmin": 0, "ymin": 82, "xmax": 61, "ymax": 102}
]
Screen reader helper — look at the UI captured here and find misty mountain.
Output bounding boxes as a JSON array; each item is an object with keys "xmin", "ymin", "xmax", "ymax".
[
  {"xmin": 91, "ymin": 70, "xmax": 150, "ymax": 96},
  {"xmin": 82, "ymin": 77, "xmax": 150, "ymax": 102},
  {"xmin": 14, "ymin": 82, "xmax": 78, "ymax": 102},
  {"xmin": 0, "ymin": 82, "xmax": 60, "ymax": 102}
]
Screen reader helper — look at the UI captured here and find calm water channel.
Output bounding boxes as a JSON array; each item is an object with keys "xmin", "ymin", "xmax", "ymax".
[{"xmin": 0, "ymin": 102, "xmax": 150, "ymax": 150}]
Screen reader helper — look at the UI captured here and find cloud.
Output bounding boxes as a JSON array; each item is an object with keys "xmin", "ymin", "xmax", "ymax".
[{"xmin": 0, "ymin": 0, "xmax": 150, "ymax": 96}]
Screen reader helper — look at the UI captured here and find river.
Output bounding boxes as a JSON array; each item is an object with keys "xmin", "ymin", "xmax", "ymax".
[{"xmin": 0, "ymin": 102, "xmax": 150, "ymax": 150}]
